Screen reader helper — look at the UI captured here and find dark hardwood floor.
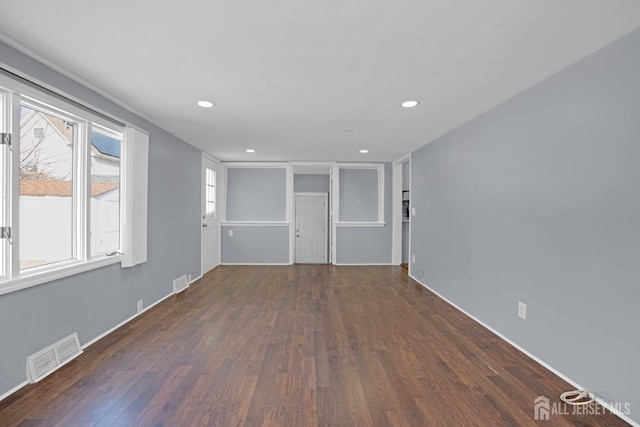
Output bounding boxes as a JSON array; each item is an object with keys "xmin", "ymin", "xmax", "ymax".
[{"xmin": 0, "ymin": 265, "xmax": 629, "ymax": 426}]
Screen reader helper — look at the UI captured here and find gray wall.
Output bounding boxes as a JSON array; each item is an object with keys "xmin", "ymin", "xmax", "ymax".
[
  {"xmin": 223, "ymin": 166, "xmax": 392, "ymax": 265},
  {"xmin": 226, "ymin": 168, "xmax": 287, "ymax": 221},
  {"xmin": 0, "ymin": 41, "xmax": 201, "ymax": 396},
  {"xmin": 294, "ymin": 174, "xmax": 330, "ymax": 193},
  {"xmin": 336, "ymin": 163, "xmax": 392, "ymax": 264},
  {"xmin": 410, "ymin": 29, "xmax": 640, "ymax": 422},
  {"xmin": 338, "ymin": 168, "xmax": 379, "ymax": 222},
  {"xmin": 222, "ymin": 166, "xmax": 290, "ymax": 264},
  {"xmin": 221, "ymin": 226, "xmax": 290, "ymax": 264}
]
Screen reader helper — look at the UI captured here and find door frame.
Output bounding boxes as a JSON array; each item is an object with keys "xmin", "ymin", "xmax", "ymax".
[
  {"xmin": 201, "ymin": 153, "xmax": 221, "ymax": 275},
  {"xmin": 392, "ymin": 155, "xmax": 411, "ymax": 266},
  {"xmin": 289, "ymin": 162, "xmax": 334, "ymax": 265},
  {"xmin": 294, "ymin": 192, "xmax": 329, "ymax": 264}
]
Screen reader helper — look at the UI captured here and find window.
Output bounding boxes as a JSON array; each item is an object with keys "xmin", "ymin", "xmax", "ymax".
[
  {"xmin": 19, "ymin": 104, "xmax": 77, "ymax": 270},
  {"xmin": 205, "ymin": 167, "xmax": 216, "ymax": 219},
  {"xmin": 0, "ymin": 73, "xmax": 140, "ymax": 295},
  {"xmin": 90, "ymin": 127, "xmax": 121, "ymax": 256}
]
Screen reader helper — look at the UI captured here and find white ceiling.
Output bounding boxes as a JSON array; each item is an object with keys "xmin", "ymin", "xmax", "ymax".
[{"xmin": 1, "ymin": 1, "xmax": 640, "ymax": 162}]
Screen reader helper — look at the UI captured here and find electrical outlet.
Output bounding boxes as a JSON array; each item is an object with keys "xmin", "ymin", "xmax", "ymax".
[
  {"xmin": 228, "ymin": 230, "xmax": 234, "ymax": 237},
  {"xmin": 412, "ymin": 254, "xmax": 415, "ymax": 263},
  {"xmin": 137, "ymin": 300, "xmax": 143, "ymax": 314},
  {"xmin": 411, "ymin": 207, "xmax": 416, "ymax": 216},
  {"xmin": 518, "ymin": 301, "xmax": 526, "ymax": 320}
]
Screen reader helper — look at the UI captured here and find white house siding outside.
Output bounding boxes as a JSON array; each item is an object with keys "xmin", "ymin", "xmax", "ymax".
[{"xmin": 19, "ymin": 107, "xmax": 120, "ymax": 269}]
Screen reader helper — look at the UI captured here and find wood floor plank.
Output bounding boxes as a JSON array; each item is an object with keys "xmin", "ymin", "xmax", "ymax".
[{"xmin": 0, "ymin": 265, "xmax": 631, "ymax": 426}]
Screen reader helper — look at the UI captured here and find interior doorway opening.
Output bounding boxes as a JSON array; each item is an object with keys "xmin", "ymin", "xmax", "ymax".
[
  {"xmin": 392, "ymin": 156, "xmax": 410, "ymax": 267},
  {"xmin": 292, "ymin": 164, "xmax": 331, "ymax": 264}
]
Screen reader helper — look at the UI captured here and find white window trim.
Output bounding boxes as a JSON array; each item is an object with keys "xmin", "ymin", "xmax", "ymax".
[
  {"xmin": 221, "ymin": 162, "xmax": 292, "ymax": 223},
  {"xmin": 0, "ymin": 256, "xmax": 121, "ymax": 297},
  {"xmin": 0, "ymin": 89, "xmax": 10, "ymax": 280},
  {"xmin": 334, "ymin": 163, "xmax": 385, "ymax": 224},
  {"xmin": 221, "ymin": 221, "xmax": 291, "ymax": 227},
  {"xmin": 334, "ymin": 222, "xmax": 386, "ymax": 227},
  {"xmin": 0, "ymin": 72, "xmax": 146, "ymax": 295}
]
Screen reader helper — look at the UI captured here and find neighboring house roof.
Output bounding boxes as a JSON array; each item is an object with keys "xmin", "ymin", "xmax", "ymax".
[
  {"xmin": 49, "ymin": 114, "xmax": 74, "ymax": 142},
  {"xmin": 92, "ymin": 131, "xmax": 121, "ymax": 159},
  {"xmin": 20, "ymin": 180, "xmax": 119, "ymax": 197},
  {"xmin": 20, "ymin": 109, "xmax": 121, "ymax": 159}
]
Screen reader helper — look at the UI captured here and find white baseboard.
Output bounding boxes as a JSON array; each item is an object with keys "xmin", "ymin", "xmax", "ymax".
[
  {"xmin": 0, "ymin": 381, "xmax": 28, "ymax": 402},
  {"xmin": 0, "ymin": 290, "xmax": 176, "ymax": 403},
  {"xmin": 408, "ymin": 273, "xmax": 639, "ymax": 427},
  {"xmin": 189, "ymin": 274, "xmax": 203, "ymax": 284}
]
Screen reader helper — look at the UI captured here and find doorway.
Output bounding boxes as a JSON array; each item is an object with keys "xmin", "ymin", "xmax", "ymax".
[
  {"xmin": 392, "ymin": 156, "xmax": 410, "ymax": 266},
  {"xmin": 294, "ymin": 193, "xmax": 328, "ymax": 264}
]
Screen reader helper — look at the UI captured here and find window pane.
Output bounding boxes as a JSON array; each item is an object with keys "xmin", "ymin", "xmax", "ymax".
[
  {"xmin": 19, "ymin": 105, "xmax": 75, "ymax": 270},
  {"xmin": 205, "ymin": 167, "xmax": 216, "ymax": 219},
  {"xmin": 90, "ymin": 129, "xmax": 121, "ymax": 256}
]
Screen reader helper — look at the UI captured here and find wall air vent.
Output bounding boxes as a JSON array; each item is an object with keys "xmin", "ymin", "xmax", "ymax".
[
  {"xmin": 173, "ymin": 275, "xmax": 189, "ymax": 294},
  {"xmin": 26, "ymin": 333, "xmax": 83, "ymax": 383}
]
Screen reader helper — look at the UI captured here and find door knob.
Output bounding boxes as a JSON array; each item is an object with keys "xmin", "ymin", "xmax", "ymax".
[{"xmin": 203, "ymin": 224, "xmax": 208, "ymax": 228}]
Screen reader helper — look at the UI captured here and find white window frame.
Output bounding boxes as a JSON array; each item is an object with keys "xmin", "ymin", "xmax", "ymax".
[
  {"xmin": 204, "ymin": 166, "xmax": 217, "ymax": 220},
  {"xmin": 220, "ymin": 162, "xmax": 292, "ymax": 225},
  {"xmin": 0, "ymin": 89, "xmax": 10, "ymax": 280},
  {"xmin": 333, "ymin": 163, "xmax": 385, "ymax": 226},
  {"xmin": 0, "ymin": 72, "xmax": 141, "ymax": 296}
]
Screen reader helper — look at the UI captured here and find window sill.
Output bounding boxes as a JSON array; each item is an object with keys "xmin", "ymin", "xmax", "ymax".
[
  {"xmin": 0, "ymin": 256, "xmax": 122, "ymax": 297},
  {"xmin": 335, "ymin": 222, "xmax": 386, "ymax": 227},
  {"xmin": 221, "ymin": 221, "xmax": 291, "ymax": 227}
]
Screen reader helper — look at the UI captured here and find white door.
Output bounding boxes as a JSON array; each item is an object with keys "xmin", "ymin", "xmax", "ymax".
[
  {"xmin": 295, "ymin": 194, "xmax": 328, "ymax": 264},
  {"xmin": 202, "ymin": 156, "xmax": 219, "ymax": 274}
]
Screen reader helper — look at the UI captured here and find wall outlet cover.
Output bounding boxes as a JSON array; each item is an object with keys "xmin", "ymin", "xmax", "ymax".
[{"xmin": 518, "ymin": 301, "xmax": 526, "ymax": 320}]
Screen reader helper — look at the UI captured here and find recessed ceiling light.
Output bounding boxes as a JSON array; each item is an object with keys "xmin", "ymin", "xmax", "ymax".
[
  {"xmin": 401, "ymin": 100, "xmax": 419, "ymax": 108},
  {"xmin": 246, "ymin": 149, "xmax": 255, "ymax": 153},
  {"xmin": 197, "ymin": 100, "xmax": 215, "ymax": 108},
  {"xmin": 342, "ymin": 128, "xmax": 354, "ymax": 133},
  {"xmin": 359, "ymin": 149, "xmax": 369, "ymax": 154}
]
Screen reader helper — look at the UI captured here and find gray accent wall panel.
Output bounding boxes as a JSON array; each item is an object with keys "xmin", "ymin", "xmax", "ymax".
[
  {"xmin": 221, "ymin": 226, "xmax": 289, "ymax": 264},
  {"xmin": 0, "ymin": 41, "xmax": 201, "ymax": 396},
  {"xmin": 336, "ymin": 164, "xmax": 392, "ymax": 264},
  {"xmin": 338, "ymin": 168, "xmax": 379, "ymax": 222},
  {"xmin": 410, "ymin": 29, "xmax": 640, "ymax": 423},
  {"xmin": 226, "ymin": 168, "xmax": 286, "ymax": 221},
  {"xmin": 294, "ymin": 174, "xmax": 330, "ymax": 193}
]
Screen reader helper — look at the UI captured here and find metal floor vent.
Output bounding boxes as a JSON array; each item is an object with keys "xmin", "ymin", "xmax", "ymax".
[
  {"xmin": 173, "ymin": 275, "xmax": 189, "ymax": 294},
  {"xmin": 26, "ymin": 333, "xmax": 83, "ymax": 383}
]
